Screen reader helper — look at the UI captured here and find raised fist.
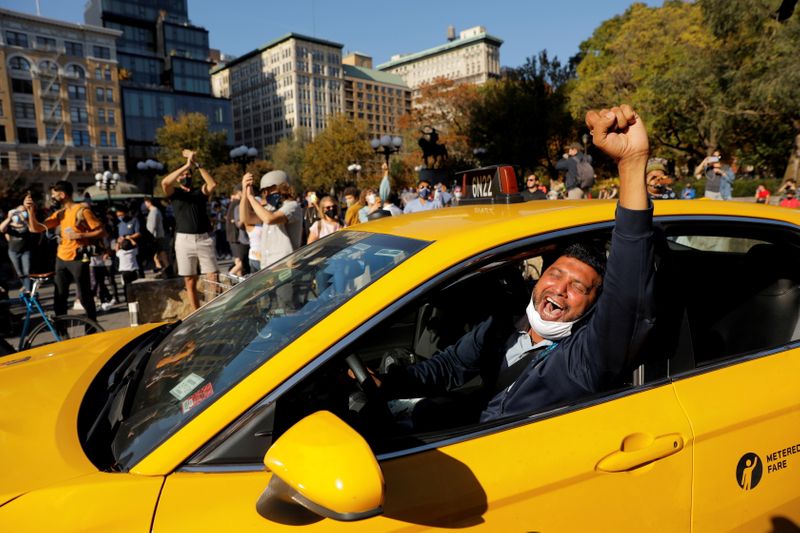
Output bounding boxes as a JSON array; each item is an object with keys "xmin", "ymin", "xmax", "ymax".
[{"xmin": 585, "ymin": 104, "xmax": 649, "ymax": 164}]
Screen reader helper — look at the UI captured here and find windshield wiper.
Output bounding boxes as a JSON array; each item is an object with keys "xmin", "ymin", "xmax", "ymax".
[{"xmin": 85, "ymin": 322, "xmax": 180, "ymax": 447}]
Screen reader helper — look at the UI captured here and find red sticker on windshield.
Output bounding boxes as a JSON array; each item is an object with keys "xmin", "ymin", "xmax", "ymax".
[{"xmin": 180, "ymin": 383, "xmax": 214, "ymax": 414}]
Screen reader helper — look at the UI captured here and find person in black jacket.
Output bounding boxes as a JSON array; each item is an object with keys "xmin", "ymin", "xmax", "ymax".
[{"xmin": 380, "ymin": 104, "xmax": 655, "ymax": 423}]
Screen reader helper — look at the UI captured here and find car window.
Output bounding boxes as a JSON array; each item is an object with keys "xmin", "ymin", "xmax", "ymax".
[
  {"xmin": 666, "ymin": 223, "xmax": 800, "ymax": 368},
  {"xmin": 190, "ymin": 227, "xmax": 683, "ymax": 465},
  {"xmin": 105, "ymin": 231, "xmax": 428, "ymax": 469}
]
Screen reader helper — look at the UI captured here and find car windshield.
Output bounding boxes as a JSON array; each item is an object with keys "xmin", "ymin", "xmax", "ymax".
[{"xmin": 110, "ymin": 231, "xmax": 428, "ymax": 468}]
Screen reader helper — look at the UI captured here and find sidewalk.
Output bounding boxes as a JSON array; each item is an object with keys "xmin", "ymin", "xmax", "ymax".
[{"xmin": 3, "ymin": 259, "xmax": 232, "ymax": 349}]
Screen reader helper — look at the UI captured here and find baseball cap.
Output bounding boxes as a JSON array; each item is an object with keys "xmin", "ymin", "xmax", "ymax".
[{"xmin": 260, "ymin": 170, "xmax": 288, "ymax": 190}]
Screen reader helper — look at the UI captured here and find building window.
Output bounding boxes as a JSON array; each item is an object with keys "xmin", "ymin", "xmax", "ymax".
[
  {"xmin": 6, "ymin": 31, "xmax": 28, "ymax": 48},
  {"xmin": 95, "ymin": 87, "xmax": 105, "ymax": 102},
  {"xmin": 36, "ymin": 36, "xmax": 57, "ymax": 50},
  {"xmin": 66, "ymin": 64, "xmax": 85, "ymax": 78},
  {"xmin": 70, "ymin": 107, "xmax": 88, "ymax": 123},
  {"xmin": 9, "ymin": 56, "xmax": 31, "ymax": 72},
  {"xmin": 110, "ymin": 132, "xmax": 117, "ymax": 147},
  {"xmin": 0, "ymin": 152, "xmax": 9, "ymax": 170},
  {"xmin": 100, "ymin": 131, "xmax": 108, "ymax": 147},
  {"xmin": 69, "ymin": 85, "xmax": 87, "ymax": 100},
  {"xmin": 39, "ymin": 60, "xmax": 58, "ymax": 75},
  {"xmin": 107, "ymin": 110, "xmax": 115, "ymax": 125},
  {"xmin": 12, "ymin": 79, "xmax": 33, "ymax": 94},
  {"xmin": 14, "ymin": 102, "xmax": 36, "ymax": 120},
  {"xmin": 16, "ymin": 126, "xmax": 38, "ymax": 144},
  {"xmin": 92, "ymin": 45, "xmax": 111, "ymax": 59},
  {"xmin": 102, "ymin": 155, "xmax": 110, "ymax": 170},
  {"xmin": 0, "ymin": 127, "xmax": 5, "ymax": 143},
  {"xmin": 97, "ymin": 109, "xmax": 106, "ymax": 124},
  {"xmin": 45, "ymin": 127, "xmax": 64, "ymax": 145},
  {"xmin": 95, "ymin": 68, "xmax": 102, "ymax": 80},
  {"xmin": 65, "ymin": 41, "xmax": 83, "ymax": 57},
  {"xmin": 105, "ymin": 88, "xmax": 113, "ymax": 102},
  {"xmin": 104, "ymin": 67, "xmax": 112, "ymax": 81},
  {"xmin": 74, "ymin": 154, "xmax": 91, "ymax": 171},
  {"xmin": 72, "ymin": 129, "xmax": 90, "ymax": 146}
]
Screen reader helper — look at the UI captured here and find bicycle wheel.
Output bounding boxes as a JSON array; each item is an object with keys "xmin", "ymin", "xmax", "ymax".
[{"xmin": 23, "ymin": 315, "xmax": 104, "ymax": 350}]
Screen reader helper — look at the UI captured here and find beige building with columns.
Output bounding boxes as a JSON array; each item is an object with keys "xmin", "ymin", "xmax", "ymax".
[{"xmin": 377, "ymin": 26, "xmax": 502, "ymax": 97}]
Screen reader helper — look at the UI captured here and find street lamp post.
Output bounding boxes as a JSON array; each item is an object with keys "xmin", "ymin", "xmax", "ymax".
[
  {"xmin": 230, "ymin": 145, "xmax": 258, "ymax": 172},
  {"xmin": 370, "ymin": 134, "xmax": 403, "ymax": 167},
  {"xmin": 347, "ymin": 163, "xmax": 362, "ymax": 183},
  {"xmin": 94, "ymin": 170, "xmax": 121, "ymax": 204},
  {"xmin": 136, "ymin": 159, "xmax": 164, "ymax": 194}
]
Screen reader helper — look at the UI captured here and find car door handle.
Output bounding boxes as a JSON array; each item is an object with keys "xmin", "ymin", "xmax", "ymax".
[{"xmin": 596, "ymin": 432, "xmax": 684, "ymax": 473}]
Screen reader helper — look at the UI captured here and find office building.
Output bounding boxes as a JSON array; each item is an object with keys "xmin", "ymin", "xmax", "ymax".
[
  {"xmin": 377, "ymin": 26, "xmax": 502, "ymax": 96},
  {"xmin": 85, "ymin": 0, "xmax": 232, "ymax": 187},
  {"xmin": 0, "ymin": 8, "xmax": 126, "ymax": 193},
  {"xmin": 342, "ymin": 53, "xmax": 411, "ymax": 137},
  {"xmin": 211, "ymin": 33, "xmax": 344, "ymax": 153}
]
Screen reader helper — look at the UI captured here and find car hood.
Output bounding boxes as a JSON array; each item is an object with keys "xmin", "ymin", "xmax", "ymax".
[{"xmin": 0, "ymin": 325, "xmax": 159, "ymax": 506}]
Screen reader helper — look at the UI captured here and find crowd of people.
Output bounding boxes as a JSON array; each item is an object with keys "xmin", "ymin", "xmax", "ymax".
[{"xmin": 2, "ymin": 144, "xmax": 798, "ymax": 319}]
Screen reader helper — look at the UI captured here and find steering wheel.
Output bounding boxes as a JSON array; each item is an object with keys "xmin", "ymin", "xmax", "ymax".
[{"xmin": 345, "ymin": 353, "xmax": 395, "ymax": 426}]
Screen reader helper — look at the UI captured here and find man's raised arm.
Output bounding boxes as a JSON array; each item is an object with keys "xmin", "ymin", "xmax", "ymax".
[{"xmin": 585, "ymin": 104, "xmax": 649, "ymax": 209}]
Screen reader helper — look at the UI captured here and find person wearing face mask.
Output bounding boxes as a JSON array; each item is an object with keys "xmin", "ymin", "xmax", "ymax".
[
  {"xmin": 161, "ymin": 149, "xmax": 219, "ymax": 311},
  {"xmin": 342, "ymin": 186, "xmax": 363, "ymax": 227},
  {"xmin": 24, "ymin": 181, "xmax": 106, "ymax": 321},
  {"xmin": 307, "ymin": 196, "xmax": 342, "ymax": 244},
  {"xmin": 358, "ymin": 188, "xmax": 383, "ymax": 223},
  {"xmin": 376, "ymin": 104, "xmax": 656, "ymax": 423},
  {"xmin": 240, "ymin": 170, "xmax": 303, "ymax": 268},
  {"xmin": 1, "ymin": 204, "xmax": 34, "ymax": 293},
  {"xmin": 403, "ymin": 179, "xmax": 443, "ymax": 214}
]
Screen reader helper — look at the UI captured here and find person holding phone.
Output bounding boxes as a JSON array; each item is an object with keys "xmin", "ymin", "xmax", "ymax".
[
  {"xmin": 24, "ymin": 181, "xmax": 106, "ymax": 321},
  {"xmin": 694, "ymin": 150, "xmax": 735, "ymax": 200}
]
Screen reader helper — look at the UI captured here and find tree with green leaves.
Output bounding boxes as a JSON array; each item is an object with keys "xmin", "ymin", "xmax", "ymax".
[
  {"xmin": 267, "ymin": 130, "xmax": 309, "ymax": 191},
  {"xmin": 569, "ymin": 0, "xmax": 799, "ymax": 178},
  {"xmin": 301, "ymin": 115, "xmax": 373, "ymax": 193},
  {"xmin": 155, "ymin": 113, "xmax": 229, "ymax": 172},
  {"xmin": 468, "ymin": 51, "xmax": 577, "ymax": 178}
]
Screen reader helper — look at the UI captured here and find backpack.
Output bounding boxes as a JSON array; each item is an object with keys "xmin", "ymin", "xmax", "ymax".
[{"xmin": 576, "ymin": 156, "xmax": 595, "ymax": 189}]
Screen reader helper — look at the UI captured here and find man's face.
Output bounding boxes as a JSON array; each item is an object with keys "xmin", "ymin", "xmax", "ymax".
[
  {"xmin": 526, "ymin": 176, "xmax": 538, "ymax": 189},
  {"xmin": 532, "ymin": 256, "xmax": 602, "ymax": 322},
  {"xmin": 568, "ymin": 148, "xmax": 578, "ymax": 156},
  {"xmin": 50, "ymin": 190, "xmax": 67, "ymax": 204}
]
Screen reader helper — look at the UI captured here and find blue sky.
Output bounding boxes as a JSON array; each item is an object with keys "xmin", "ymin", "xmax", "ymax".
[{"xmin": 4, "ymin": 0, "xmax": 660, "ymax": 68}]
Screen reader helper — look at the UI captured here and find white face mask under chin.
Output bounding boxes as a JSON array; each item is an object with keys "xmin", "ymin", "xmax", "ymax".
[{"xmin": 526, "ymin": 299, "xmax": 576, "ymax": 340}]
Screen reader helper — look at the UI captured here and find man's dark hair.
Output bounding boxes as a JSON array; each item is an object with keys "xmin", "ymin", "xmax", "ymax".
[
  {"xmin": 343, "ymin": 186, "xmax": 359, "ymax": 198},
  {"xmin": 569, "ymin": 142, "xmax": 584, "ymax": 152},
  {"xmin": 562, "ymin": 242, "xmax": 607, "ymax": 280},
  {"xmin": 52, "ymin": 180, "xmax": 73, "ymax": 196}
]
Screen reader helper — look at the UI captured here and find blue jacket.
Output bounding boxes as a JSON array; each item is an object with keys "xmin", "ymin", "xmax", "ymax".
[{"xmin": 386, "ymin": 204, "xmax": 656, "ymax": 422}]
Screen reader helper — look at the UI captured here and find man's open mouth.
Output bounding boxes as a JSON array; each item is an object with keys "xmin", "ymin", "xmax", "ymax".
[{"xmin": 540, "ymin": 297, "xmax": 565, "ymax": 320}]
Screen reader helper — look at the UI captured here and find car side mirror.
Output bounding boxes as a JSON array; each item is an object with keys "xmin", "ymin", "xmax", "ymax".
[{"xmin": 256, "ymin": 410, "xmax": 384, "ymax": 522}]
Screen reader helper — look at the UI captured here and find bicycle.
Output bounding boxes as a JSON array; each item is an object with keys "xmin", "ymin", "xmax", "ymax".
[{"xmin": 1, "ymin": 272, "xmax": 104, "ymax": 353}]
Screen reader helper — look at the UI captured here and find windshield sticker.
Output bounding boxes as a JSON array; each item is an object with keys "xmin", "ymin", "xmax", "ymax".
[
  {"xmin": 180, "ymin": 383, "xmax": 214, "ymax": 415},
  {"xmin": 375, "ymin": 248, "xmax": 404, "ymax": 258},
  {"xmin": 278, "ymin": 269, "xmax": 292, "ymax": 281},
  {"xmin": 353, "ymin": 243, "xmax": 370, "ymax": 251},
  {"xmin": 169, "ymin": 373, "xmax": 205, "ymax": 400}
]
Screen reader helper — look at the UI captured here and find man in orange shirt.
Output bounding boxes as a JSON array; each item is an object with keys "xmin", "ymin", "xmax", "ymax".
[{"xmin": 24, "ymin": 181, "xmax": 106, "ymax": 321}]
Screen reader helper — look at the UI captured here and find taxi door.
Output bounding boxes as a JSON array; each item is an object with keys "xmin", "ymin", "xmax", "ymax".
[
  {"xmin": 153, "ymin": 383, "xmax": 692, "ymax": 531},
  {"xmin": 671, "ymin": 346, "xmax": 800, "ymax": 532}
]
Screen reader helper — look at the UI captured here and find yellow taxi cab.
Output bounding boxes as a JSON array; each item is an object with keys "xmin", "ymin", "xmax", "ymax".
[{"xmin": 1, "ymin": 166, "xmax": 799, "ymax": 532}]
